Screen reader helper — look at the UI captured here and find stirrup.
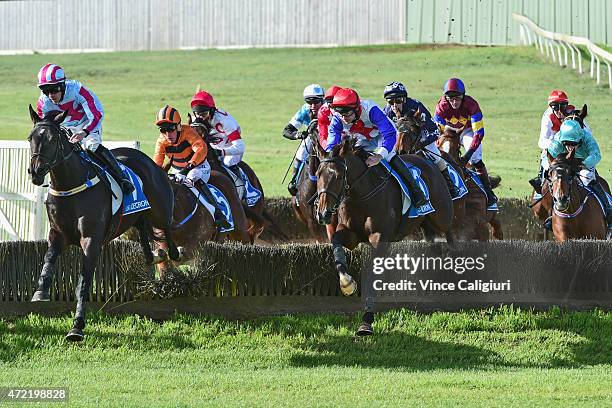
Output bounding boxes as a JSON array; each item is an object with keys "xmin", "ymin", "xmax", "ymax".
[{"xmin": 543, "ymin": 216, "xmax": 552, "ymax": 231}]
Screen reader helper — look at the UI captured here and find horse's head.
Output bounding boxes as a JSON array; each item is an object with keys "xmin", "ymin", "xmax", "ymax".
[
  {"xmin": 437, "ymin": 125, "xmax": 462, "ymax": 159},
  {"xmin": 547, "ymin": 152, "xmax": 582, "ymax": 212},
  {"xmin": 395, "ymin": 110, "xmax": 424, "ymax": 154},
  {"xmin": 314, "ymin": 138, "xmax": 359, "ymax": 225},
  {"xmin": 563, "ymin": 104, "xmax": 588, "ymax": 128},
  {"xmin": 27, "ymin": 105, "xmax": 69, "ymax": 185}
]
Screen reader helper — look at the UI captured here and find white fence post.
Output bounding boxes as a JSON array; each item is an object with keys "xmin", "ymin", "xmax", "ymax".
[{"xmin": 513, "ymin": 13, "xmax": 612, "ymax": 89}]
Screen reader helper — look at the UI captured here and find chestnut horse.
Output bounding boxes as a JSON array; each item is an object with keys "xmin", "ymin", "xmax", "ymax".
[
  {"xmin": 546, "ymin": 152, "xmax": 610, "ymax": 240},
  {"xmin": 189, "ymin": 115, "xmax": 285, "ymax": 243},
  {"xmin": 314, "ymin": 138, "xmax": 454, "ymax": 336},
  {"xmin": 437, "ymin": 128, "xmax": 503, "ymax": 240},
  {"xmin": 27, "ymin": 107, "xmax": 180, "ymax": 341}
]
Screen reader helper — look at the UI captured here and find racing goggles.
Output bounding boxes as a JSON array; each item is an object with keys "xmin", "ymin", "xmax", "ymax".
[
  {"xmin": 40, "ymin": 84, "xmax": 63, "ymax": 95},
  {"xmin": 332, "ymin": 105, "xmax": 357, "ymax": 115},
  {"xmin": 386, "ymin": 97, "xmax": 405, "ymax": 105},
  {"xmin": 562, "ymin": 140, "xmax": 580, "ymax": 147},
  {"xmin": 305, "ymin": 97, "xmax": 324, "ymax": 105},
  {"xmin": 158, "ymin": 124, "xmax": 177, "ymax": 134},
  {"xmin": 549, "ymin": 102, "xmax": 568, "ymax": 111}
]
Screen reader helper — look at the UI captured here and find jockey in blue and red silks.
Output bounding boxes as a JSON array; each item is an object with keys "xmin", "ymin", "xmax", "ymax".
[
  {"xmin": 36, "ymin": 63, "xmax": 134, "ymax": 194},
  {"xmin": 326, "ymin": 87, "xmax": 428, "ymax": 208},
  {"xmin": 433, "ymin": 77, "xmax": 497, "ymax": 206}
]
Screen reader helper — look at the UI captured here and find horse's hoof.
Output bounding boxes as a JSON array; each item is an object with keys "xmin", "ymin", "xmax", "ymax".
[
  {"xmin": 356, "ymin": 323, "xmax": 374, "ymax": 336},
  {"xmin": 31, "ymin": 290, "xmax": 50, "ymax": 302},
  {"xmin": 152, "ymin": 249, "xmax": 168, "ymax": 264},
  {"xmin": 65, "ymin": 328, "xmax": 84, "ymax": 342},
  {"xmin": 340, "ymin": 280, "xmax": 357, "ymax": 296}
]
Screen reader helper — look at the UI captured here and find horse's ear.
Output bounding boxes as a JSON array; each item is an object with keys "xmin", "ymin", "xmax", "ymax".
[
  {"xmin": 29, "ymin": 104, "xmax": 40, "ymax": 124},
  {"xmin": 413, "ymin": 108, "xmax": 421, "ymax": 119},
  {"xmin": 187, "ymin": 113, "xmax": 193, "ymax": 126},
  {"xmin": 580, "ymin": 104, "xmax": 587, "ymax": 119},
  {"xmin": 546, "ymin": 150, "xmax": 554, "ymax": 163},
  {"xmin": 51, "ymin": 110, "xmax": 68, "ymax": 124}
]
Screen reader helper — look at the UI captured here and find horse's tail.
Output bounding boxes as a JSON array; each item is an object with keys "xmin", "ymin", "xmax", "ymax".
[{"xmin": 490, "ymin": 174, "xmax": 501, "ymax": 189}]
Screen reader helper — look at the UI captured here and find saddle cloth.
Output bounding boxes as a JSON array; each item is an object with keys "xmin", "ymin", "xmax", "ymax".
[{"xmin": 380, "ymin": 159, "xmax": 436, "ymax": 218}]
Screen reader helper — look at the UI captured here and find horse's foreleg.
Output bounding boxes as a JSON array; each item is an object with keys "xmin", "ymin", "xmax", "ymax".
[
  {"xmin": 31, "ymin": 229, "xmax": 64, "ymax": 302},
  {"xmin": 331, "ymin": 226, "xmax": 359, "ymax": 297},
  {"xmin": 66, "ymin": 237, "xmax": 101, "ymax": 342}
]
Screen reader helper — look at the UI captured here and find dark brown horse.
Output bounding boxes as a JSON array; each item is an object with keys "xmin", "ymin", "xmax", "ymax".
[
  {"xmin": 27, "ymin": 106, "xmax": 180, "ymax": 341},
  {"xmin": 546, "ymin": 151, "xmax": 610, "ymax": 241},
  {"xmin": 292, "ymin": 120, "xmax": 331, "ymax": 242},
  {"xmin": 189, "ymin": 115, "xmax": 284, "ymax": 243},
  {"xmin": 314, "ymin": 138, "xmax": 454, "ymax": 336},
  {"xmin": 437, "ymin": 128, "xmax": 503, "ymax": 240},
  {"xmin": 395, "ymin": 114, "xmax": 471, "ymax": 240}
]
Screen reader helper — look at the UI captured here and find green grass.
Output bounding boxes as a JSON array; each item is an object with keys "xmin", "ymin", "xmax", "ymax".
[
  {"xmin": 0, "ymin": 307, "xmax": 611, "ymax": 407},
  {"xmin": 1, "ymin": 44, "xmax": 611, "ymax": 198}
]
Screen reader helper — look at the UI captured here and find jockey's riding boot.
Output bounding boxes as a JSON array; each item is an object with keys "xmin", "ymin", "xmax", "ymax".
[
  {"xmin": 475, "ymin": 165, "xmax": 498, "ymax": 207},
  {"xmin": 588, "ymin": 180, "xmax": 612, "ymax": 226},
  {"xmin": 441, "ymin": 167, "xmax": 461, "ymax": 198},
  {"xmin": 194, "ymin": 179, "xmax": 231, "ymax": 230},
  {"xmin": 288, "ymin": 160, "xmax": 302, "ymax": 196},
  {"xmin": 95, "ymin": 145, "xmax": 135, "ymax": 195},
  {"xmin": 390, "ymin": 155, "xmax": 428, "ymax": 207}
]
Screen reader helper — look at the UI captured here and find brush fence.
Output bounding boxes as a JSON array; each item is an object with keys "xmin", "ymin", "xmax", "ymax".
[{"xmin": 0, "ymin": 240, "xmax": 610, "ymax": 318}]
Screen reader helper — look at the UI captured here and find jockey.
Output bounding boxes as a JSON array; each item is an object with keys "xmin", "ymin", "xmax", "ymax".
[
  {"xmin": 317, "ymin": 85, "xmax": 342, "ymax": 149},
  {"xmin": 190, "ymin": 90, "xmax": 246, "ymax": 191},
  {"xmin": 529, "ymin": 90, "xmax": 591, "ymax": 193},
  {"xmin": 383, "ymin": 81, "xmax": 460, "ymax": 198},
  {"xmin": 282, "ymin": 84, "xmax": 325, "ymax": 196},
  {"xmin": 326, "ymin": 87, "xmax": 428, "ymax": 208},
  {"xmin": 153, "ymin": 105, "xmax": 230, "ymax": 230},
  {"xmin": 433, "ymin": 78, "xmax": 497, "ymax": 206},
  {"xmin": 547, "ymin": 120, "xmax": 611, "ymax": 227},
  {"xmin": 36, "ymin": 63, "xmax": 135, "ymax": 194}
]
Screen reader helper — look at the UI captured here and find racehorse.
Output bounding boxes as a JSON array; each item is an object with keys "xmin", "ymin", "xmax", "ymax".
[
  {"xmin": 188, "ymin": 115, "xmax": 285, "ymax": 243},
  {"xmin": 157, "ymin": 170, "xmax": 251, "ymax": 273},
  {"xmin": 437, "ymin": 127, "xmax": 503, "ymax": 240},
  {"xmin": 395, "ymin": 113, "xmax": 471, "ymax": 240},
  {"xmin": 546, "ymin": 151, "xmax": 610, "ymax": 240},
  {"xmin": 314, "ymin": 138, "xmax": 454, "ymax": 336},
  {"xmin": 27, "ymin": 106, "xmax": 180, "ymax": 341},
  {"xmin": 291, "ymin": 120, "xmax": 330, "ymax": 242},
  {"xmin": 529, "ymin": 105, "xmax": 589, "ymax": 237}
]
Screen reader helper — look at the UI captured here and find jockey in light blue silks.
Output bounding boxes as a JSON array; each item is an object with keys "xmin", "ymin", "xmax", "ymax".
[
  {"xmin": 325, "ymin": 87, "xmax": 428, "ymax": 208},
  {"xmin": 547, "ymin": 119, "xmax": 612, "ymax": 228},
  {"xmin": 282, "ymin": 84, "xmax": 325, "ymax": 196}
]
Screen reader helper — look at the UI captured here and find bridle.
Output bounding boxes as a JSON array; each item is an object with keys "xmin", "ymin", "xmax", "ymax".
[
  {"xmin": 29, "ymin": 122, "xmax": 74, "ymax": 177},
  {"xmin": 315, "ymin": 154, "xmax": 390, "ymax": 214}
]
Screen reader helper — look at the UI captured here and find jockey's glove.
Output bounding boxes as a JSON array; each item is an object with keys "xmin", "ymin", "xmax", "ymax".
[
  {"xmin": 179, "ymin": 164, "xmax": 195, "ymax": 175},
  {"xmin": 282, "ymin": 124, "xmax": 299, "ymax": 140},
  {"xmin": 459, "ymin": 149, "xmax": 475, "ymax": 166}
]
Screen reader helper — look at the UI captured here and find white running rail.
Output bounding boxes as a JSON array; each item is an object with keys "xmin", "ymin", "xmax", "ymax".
[{"xmin": 513, "ymin": 13, "xmax": 612, "ymax": 89}]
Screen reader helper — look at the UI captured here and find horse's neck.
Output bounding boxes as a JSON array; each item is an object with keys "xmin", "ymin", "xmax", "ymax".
[
  {"xmin": 308, "ymin": 155, "xmax": 318, "ymax": 176},
  {"xmin": 49, "ymin": 151, "xmax": 88, "ymax": 191},
  {"xmin": 345, "ymin": 156, "xmax": 381, "ymax": 200}
]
